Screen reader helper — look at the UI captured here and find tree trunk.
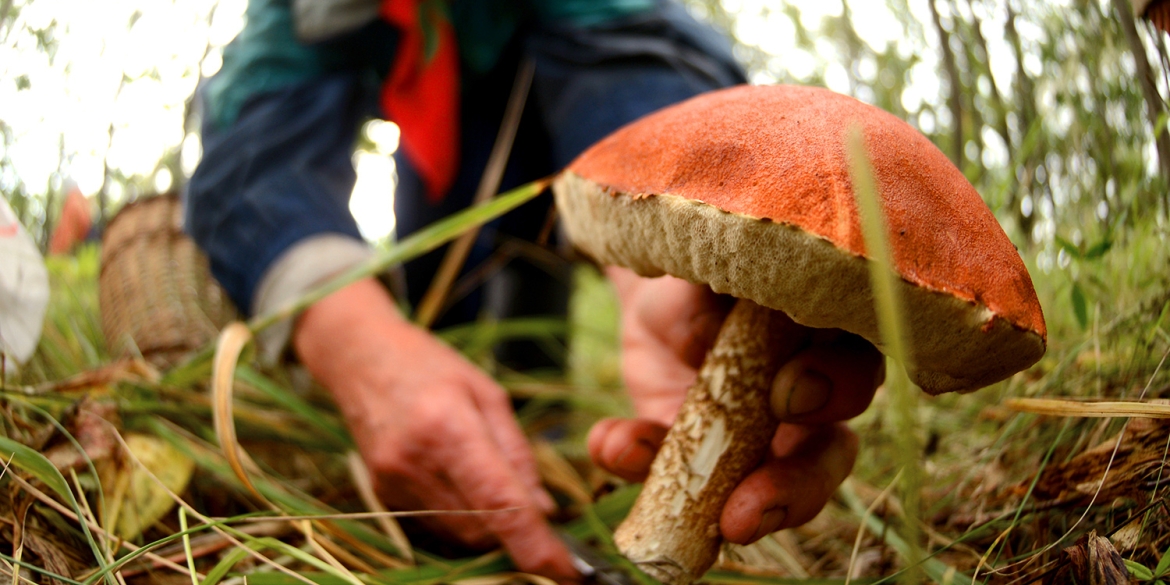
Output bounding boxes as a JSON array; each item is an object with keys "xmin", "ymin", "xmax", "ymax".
[
  {"xmin": 964, "ymin": 0, "xmax": 1015, "ymax": 163},
  {"xmin": 1004, "ymin": 1, "xmax": 1038, "ymax": 235},
  {"xmin": 1112, "ymin": 0, "xmax": 1170, "ymax": 213},
  {"xmin": 929, "ymin": 0, "xmax": 965, "ymax": 168}
]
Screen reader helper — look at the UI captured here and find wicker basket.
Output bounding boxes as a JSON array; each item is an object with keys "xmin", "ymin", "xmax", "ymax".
[{"xmin": 99, "ymin": 194, "xmax": 236, "ymax": 367}]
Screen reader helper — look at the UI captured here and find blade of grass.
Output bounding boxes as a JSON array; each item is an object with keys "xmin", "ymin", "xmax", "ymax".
[
  {"xmin": 561, "ymin": 484, "xmax": 640, "ymax": 540},
  {"xmin": 837, "ymin": 480, "xmax": 977, "ymax": 585},
  {"xmin": 85, "ymin": 518, "xmax": 266, "ymax": 583},
  {"xmin": 145, "ymin": 417, "xmax": 416, "ymax": 560},
  {"xmin": 235, "ymin": 366, "xmax": 351, "ymax": 447},
  {"xmin": 210, "ymin": 322, "xmax": 270, "ymax": 506},
  {"xmin": 346, "ymin": 452, "xmax": 413, "ymax": 565},
  {"xmin": 296, "ymin": 520, "xmax": 366, "ymax": 585},
  {"xmin": 67, "ymin": 469, "xmax": 123, "ymax": 585},
  {"xmin": 202, "ymin": 547, "xmax": 252, "ymax": 585},
  {"xmin": 5, "ymin": 466, "xmax": 213, "ymax": 583},
  {"xmin": 179, "ymin": 508, "xmax": 199, "ymax": 585},
  {"xmin": 209, "ymin": 327, "xmax": 418, "ymax": 574},
  {"xmin": 0, "ymin": 550, "xmax": 84, "ymax": 585},
  {"xmin": 92, "ymin": 420, "xmax": 339, "ymax": 585},
  {"xmin": 236, "ymin": 536, "xmax": 364, "ymax": 584},
  {"xmin": 986, "ymin": 343, "xmax": 1170, "ymax": 578},
  {"xmin": 415, "ymin": 57, "xmax": 535, "ymax": 328},
  {"xmin": 437, "ymin": 317, "xmax": 567, "ymax": 357},
  {"xmin": 846, "ymin": 125, "xmax": 923, "ymax": 583},
  {"xmin": 0, "ymin": 437, "xmax": 75, "ymax": 509},
  {"xmin": 702, "ymin": 574, "xmax": 875, "ymax": 585},
  {"xmin": 249, "ymin": 177, "xmax": 552, "ymax": 335},
  {"xmin": 0, "ymin": 437, "xmax": 112, "ymax": 581},
  {"xmin": 846, "ymin": 470, "xmax": 902, "ymax": 585},
  {"xmin": 975, "ymin": 418, "xmax": 1069, "ymax": 581}
]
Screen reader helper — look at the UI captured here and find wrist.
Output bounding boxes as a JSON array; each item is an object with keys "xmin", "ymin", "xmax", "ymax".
[{"xmin": 292, "ymin": 278, "xmax": 417, "ymax": 416}]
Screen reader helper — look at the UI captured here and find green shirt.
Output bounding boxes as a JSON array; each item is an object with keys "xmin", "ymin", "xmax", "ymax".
[{"xmin": 206, "ymin": 0, "xmax": 655, "ymax": 129}]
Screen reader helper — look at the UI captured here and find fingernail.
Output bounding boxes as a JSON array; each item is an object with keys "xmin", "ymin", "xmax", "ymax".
[
  {"xmin": 772, "ymin": 365, "xmax": 832, "ymax": 417},
  {"xmin": 533, "ymin": 488, "xmax": 557, "ymax": 514},
  {"xmin": 788, "ymin": 371, "xmax": 832, "ymax": 415},
  {"xmin": 751, "ymin": 506, "xmax": 788, "ymax": 542},
  {"xmin": 614, "ymin": 439, "xmax": 656, "ymax": 475}
]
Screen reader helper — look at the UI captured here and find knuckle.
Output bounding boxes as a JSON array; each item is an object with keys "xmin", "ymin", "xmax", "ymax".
[
  {"xmin": 484, "ymin": 506, "xmax": 540, "ymax": 543},
  {"xmin": 475, "ymin": 484, "xmax": 528, "ymax": 512},
  {"xmin": 364, "ymin": 444, "xmax": 410, "ymax": 478},
  {"xmin": 477, "ymin": 383, "xmax": 512, "ymax": 410},
  {"xmin": 408, "ymin": 396, "xmax": 465, "ymax": 442}
]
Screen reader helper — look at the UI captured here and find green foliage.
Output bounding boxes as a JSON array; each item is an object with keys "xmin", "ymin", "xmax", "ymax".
[
  {"xmin": 686, "ymin": 0, "xmax": 1169, "ymax": 255},
  {"xmin": 19, "ymin": 245, "xmax": 108, "ymax": 383},
  {"xmin": 1127, "ymin": 546, "xmax": 1170, "ymax": 584}
]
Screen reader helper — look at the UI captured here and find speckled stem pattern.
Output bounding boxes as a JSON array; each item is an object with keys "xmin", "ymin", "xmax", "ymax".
[{"xmin": 614, "ymin": 299, "xmax": 792, "ymax": 585}]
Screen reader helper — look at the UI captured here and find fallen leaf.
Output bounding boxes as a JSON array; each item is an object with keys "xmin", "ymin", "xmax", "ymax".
[{"xmin": 99, "ymin": 432, "xmax": 195, "ymax": 540}]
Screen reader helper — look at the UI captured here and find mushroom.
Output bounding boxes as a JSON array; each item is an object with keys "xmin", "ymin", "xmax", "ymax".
[{"xmin": 551, "ymin": 85, "xmax": 1046, "ymax": 584}]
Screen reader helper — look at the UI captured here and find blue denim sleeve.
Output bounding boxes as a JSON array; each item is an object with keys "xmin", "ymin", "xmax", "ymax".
[
  {"xmin": 185, "ymin": 73, "xmax": 375, "ymax": 315},
  {"xmin": 528, "ymin": 0, "xmax": 747, "ymax": 169}
]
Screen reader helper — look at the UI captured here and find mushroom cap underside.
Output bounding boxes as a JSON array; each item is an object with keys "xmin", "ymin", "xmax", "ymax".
[{"xmin": 553, "ymin": 85, "xmax": 1046, "ymax": 394}]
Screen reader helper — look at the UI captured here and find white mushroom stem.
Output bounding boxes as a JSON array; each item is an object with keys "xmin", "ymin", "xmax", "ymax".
[{"xmin": 614, "ymin": 299, "xmax": 796, "ymax": 585}]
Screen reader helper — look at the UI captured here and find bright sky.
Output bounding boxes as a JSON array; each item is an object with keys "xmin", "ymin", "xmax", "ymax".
[{"xmin": 0, "ymin": 0, "xmax": 1046, "ymax": 242}]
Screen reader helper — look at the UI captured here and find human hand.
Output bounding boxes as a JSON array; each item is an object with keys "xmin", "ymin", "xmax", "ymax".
[
  {"xmin": 293, "ymin": 278, "xmax": 578, "ymax": 581},
  {"xmin": 589, "ymin": 268, "xmax": 884, "ymax": 544}
]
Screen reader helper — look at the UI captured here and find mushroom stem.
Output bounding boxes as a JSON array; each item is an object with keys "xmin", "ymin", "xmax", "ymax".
[{"xmin": 614, "ymin": 299, "xmax": 800, "ymax": 585}]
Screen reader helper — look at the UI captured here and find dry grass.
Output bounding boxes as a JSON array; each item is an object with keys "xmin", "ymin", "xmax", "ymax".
[{"xmin": 0, "ymin": 190, "xmax": 1168, "ymax": 584}]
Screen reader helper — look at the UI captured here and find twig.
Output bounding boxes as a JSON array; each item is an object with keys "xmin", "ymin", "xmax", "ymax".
[
  {"xmin": 95, "ymin": 419, "xmax": 327, "ymax": 585},
  {"xmin": 415, "ymin": 57, "xmax": 536, "ymax": 327},
  {"xmin": 1005, "ymin": 398, "xmax": 1170, "ymax": 418},
  {"xmin": 2, "ymin": 472, "xmax": 200, "ymax": 579},
  {"xmin": 210, "ymin": 322, "xmax": 271, "ymax": 506},
  {"xmin": 233, "ymin": 509, "xmax": 527, "ymax": 522},
  {"xmin": 117, "ymin": 522, "xmax": 288, "ymax": 578},
  {"xmin": 985, "ymin": 343, "xmax": 1170, "ymax": 577},
  {"xmin": 345, "ymin": 451, "xmax": 413, "ymax": 564},
  {"xmin": 845, "ymin": 471, "xmax": 902, "ymax": 585}
]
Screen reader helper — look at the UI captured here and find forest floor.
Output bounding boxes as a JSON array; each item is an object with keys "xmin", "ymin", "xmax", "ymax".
[{"xmin": 3, "ymin": 213, "xmax": 1170, "ymax": 585}]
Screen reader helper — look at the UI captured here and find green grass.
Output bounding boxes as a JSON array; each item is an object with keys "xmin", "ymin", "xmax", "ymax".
[{"xmin": 2, "ymin": 177, "xmax": 1169, "ymax": 584}]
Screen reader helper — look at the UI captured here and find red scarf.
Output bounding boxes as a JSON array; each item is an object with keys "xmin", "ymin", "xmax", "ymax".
[{"xmin": 380, "ymin": 0, "xmax": 460, "ymax": 202}]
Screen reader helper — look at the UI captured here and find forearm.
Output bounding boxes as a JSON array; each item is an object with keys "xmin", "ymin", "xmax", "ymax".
[
  {"xmin": 292, "ymin": 277, "xmax": 413, "ymax": 420},
  {"xmin": 250, "ymin": 235, "xmax": 373, "ymax": 362},
  {"xmin": 605, "ymin": 266, "xmax": 728, "ymax": 424}
]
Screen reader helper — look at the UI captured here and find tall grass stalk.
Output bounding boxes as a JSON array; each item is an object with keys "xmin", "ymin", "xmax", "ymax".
[
  {"xmin": 166, "ymin": 177, "xmax": 551, "ymax": 385},
  {"xmin": 249, "ymin": 177, "xmax": 552, "ymax": 334},
  {"xmin": 846, "ymin": 126, "xmax": 923, "ymax": 583}
]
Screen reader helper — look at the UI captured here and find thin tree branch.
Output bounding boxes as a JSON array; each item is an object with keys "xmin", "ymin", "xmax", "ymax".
[
  {"xmin": 929, "ymin": 0, "xmax": 965, "ymax": 167},
  {"xmin": 1004, "ymin": 0, "xmax": 1037, "ymax": 234},
  {"xmin": 964, "ymin": 0, "xmax": 1015, "ymax": 162},
  {"xmin": 1113, "ymin": 0, "xmax": 1170, "ymax": 185}
]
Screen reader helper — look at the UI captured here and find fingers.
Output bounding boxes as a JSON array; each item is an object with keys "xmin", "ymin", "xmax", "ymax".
[
  {"xmin": 616, "ymin": 273, "xmax": 732, "ymax": 425},
  {"xmin": 587, "ymin": 418, "xmax": 669, "ymax": 482},
  {"xmin": 372, "ymin": 468, "xmax": 496, "ymax": 548},
  {"xmin": 294, "ymin": 280, "xmax": 576, "ymax": 582},
  {"xmin": 621, "ymin": 273, "xmax": 730, "ymax": 370},
  {"xmin": 770, "ymin": 332, "xmax": 884, "ymax": 424},
  {"xmin": 443, "ymin": 412, "xmax": 579, "ymax": 582},
  {"xmin": 721, "ymin": 424, "xmax": 859, "ymax": 545},
  {"xmin": 467, "ymin": 377, "xmax": 556, "ymax": 513}
]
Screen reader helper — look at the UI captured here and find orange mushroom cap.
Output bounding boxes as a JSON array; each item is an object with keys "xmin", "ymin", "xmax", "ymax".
[{"xmin": 553, "ymin": 85, "xmax": 1046, "ymax": 394}]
